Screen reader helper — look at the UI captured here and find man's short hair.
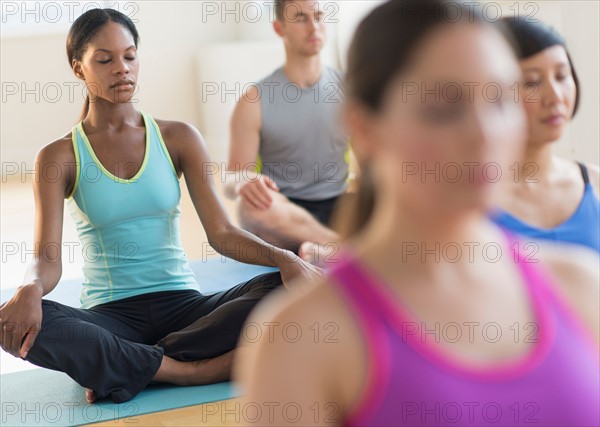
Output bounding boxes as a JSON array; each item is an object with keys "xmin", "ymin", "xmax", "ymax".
[{"xmin": 275, "ymin": 0, "xmax": 287, "ymax": 22}]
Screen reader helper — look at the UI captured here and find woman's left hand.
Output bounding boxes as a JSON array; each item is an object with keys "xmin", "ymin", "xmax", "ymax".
[{"xmin": 278, "ymin": 254, "xmax": 324, "ymax": 289}]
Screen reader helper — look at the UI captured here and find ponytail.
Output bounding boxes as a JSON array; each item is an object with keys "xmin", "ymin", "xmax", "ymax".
[
  {"xmin": 79, "ymin": 95, "xmax": 90, "ymax": 123},
  {"xmin": 332, "ymin": 163, "xmax": 376, "ymax": 238},
  {"xmin": 338, "ymin": 0, "xmax": 492, "ymax": 237}
]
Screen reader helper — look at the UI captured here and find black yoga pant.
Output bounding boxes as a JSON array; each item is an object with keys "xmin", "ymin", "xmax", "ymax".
[
  {"xmin": 23, "ymin": 271, "xmax": 282, "ymax": 403},
  {"xmin": 288, "ymin": 195, "xmax": 341, "ymax": 227}
]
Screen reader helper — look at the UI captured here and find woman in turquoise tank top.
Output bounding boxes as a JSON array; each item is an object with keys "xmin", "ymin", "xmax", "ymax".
[
  {"xmin": 491, "ymin": 17, "xmax": 600, "ymax": 253},
  {"xmin": 0, "ymin": 8, "xmax": 321, "ymax": 403}
]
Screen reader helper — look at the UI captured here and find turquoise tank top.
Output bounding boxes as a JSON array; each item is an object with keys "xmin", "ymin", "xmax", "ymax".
[
  {"xmin": 66, "ymin": 111, "xmax": 199, "ymax": 309},
  {"xmin": 491, "ymin": 163, "xmax": 600, "ymax": 253}
]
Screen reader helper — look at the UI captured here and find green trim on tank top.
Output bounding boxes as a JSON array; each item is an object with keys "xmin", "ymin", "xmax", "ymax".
[
  {"xmin": 344, "ymin": 145, "xmax": 352, "ymax": 183},
  {"xmin": 145, "ymin": 113, "xmax": 178, "ymax": 178},
  {"xmin": 67, "ymin": 165, "xmax": 116, "ymax": 296},
  {"xmin": 255, "ymin": 148, "xmax": 351, "ymax": 180},
  {"xmin": 255, "ymin": 154, "xmax": 263, "ymax": 174},
  {"xmin": 76, "ymin": 111, "xmax": 151, "ymax": 184},
  {"xmin": 67, "ymin": 127, "xmax": 81, "ymax": 200},
  {"xmin": 66, "ymin": 110, "xmax": 179, "ymax": 200}
]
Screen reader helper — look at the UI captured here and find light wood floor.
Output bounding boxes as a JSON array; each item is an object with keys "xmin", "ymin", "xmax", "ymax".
[{"xmin": 89, "ymin": 398, "xmax": 246, "ymax": 427}]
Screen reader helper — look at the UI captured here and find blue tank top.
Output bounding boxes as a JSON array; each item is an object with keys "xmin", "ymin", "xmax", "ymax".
[
  {"xmin": 491, "ymin": 163, "xmax": 600, "ymax": 253},
  {"xmin": 66, "ymin": 111, "xmax": 199, "ymax": 308}
]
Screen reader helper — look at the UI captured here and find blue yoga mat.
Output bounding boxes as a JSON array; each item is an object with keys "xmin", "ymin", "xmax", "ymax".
[
  {"xmin": 1, "ymin": 368, "xmax": 239, "ymax": 426},
  {"xmin": 0, "ymin": 258, "xmax": 276, "ymax": 426}
]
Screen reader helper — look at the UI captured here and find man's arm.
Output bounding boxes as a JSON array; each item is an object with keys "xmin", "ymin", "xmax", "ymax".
[
  {"xmin": 225, "ymin": 85, "xmax": 262, "ymax": 199},
  {"xmin": 225, "ymin": 85, "xmax": 280, "ymax": 209}
]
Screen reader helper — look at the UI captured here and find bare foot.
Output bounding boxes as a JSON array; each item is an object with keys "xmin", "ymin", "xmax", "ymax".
[
  {"xmin": 85, "ymin": 388, "xmax": 97, "ymax": 403},
  {"xmin": 299, "ymin": 241, "xmax": 339, "ymax": 266}
]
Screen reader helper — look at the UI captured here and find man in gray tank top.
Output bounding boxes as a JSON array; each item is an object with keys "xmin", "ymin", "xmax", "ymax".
[{"xmin": 225, "ymin": 0, "xmax": 351, "ymax": 255}]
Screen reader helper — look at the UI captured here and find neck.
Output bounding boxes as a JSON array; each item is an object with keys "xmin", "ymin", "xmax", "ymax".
[
  {"xmin": 283, "ymin": 53, "xmax": 322, "ymax": 88},
  {"xmin": 83, "ymin": 99, "xmax": 140, "ymax": 130},
  {"xmin": 519, "ymin": 140, "xmax": 557, "ymax": 183},
  {"xmin": 356, "ymin": 191, "xmax": 495, "ymax": 279}
]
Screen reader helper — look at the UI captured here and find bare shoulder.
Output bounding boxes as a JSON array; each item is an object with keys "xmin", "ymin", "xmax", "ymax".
[
  {"xmin": 537, "ymin": 241, "xmax": 600, "ymax": 344},
  {"xmin": 244, "ymin": 276, "xmax": 359, "ymax": 348},
  {"xmin": 37, "ymin": 132, "xmax": 75, "ymax": 163},
  {"xmin": 235, "ymin": 276, "xmax": 366, "ymax": 416},
  {"xmin": 239, "ymin": 84, "xmax": 261, "ymax": 106},
  {"xmin": 32, "ymin": 132, "xmax": 77, "ymax": 196},
  {"xmin": 152, "ymin": 118, "xmax": 204, "ymax": 145},
  {"xmin": 584, "ymin": 162, "xmax": 600, "ymax": 198},
  {"xmin": 151, "ymin": 119, "xmax": 208, "ymax": 173},
  {"xmin": 36, "ymin": 133, "xmax": 76, "ymax": 177},
  {"xmin": 231, "ymin": 85, "xmax": 261, "ymax": 121}
]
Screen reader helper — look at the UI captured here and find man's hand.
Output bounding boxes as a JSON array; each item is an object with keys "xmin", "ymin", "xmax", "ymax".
[{"xmin": 237, "ymin": 173, "xmax": 280, "ymax": 210}]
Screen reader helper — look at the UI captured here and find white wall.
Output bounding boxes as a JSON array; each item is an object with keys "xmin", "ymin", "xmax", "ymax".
[
  {"xmin": 333, "ymin": 0, "xmax": 599, "ymax": 165},
  {"xmin": 495, "ymin": 0, "xmax": 599, "ymax": 164},
  {"xmin": 559, "ymin": 1, "xmax": 600, "ymax": 163},
  {"xmin": 1, "ymin": 1, "xmax": 237, "ymax": 174},
  {"xmin": 1, "ymin": 0, "xmax": 598, "ymax": 176}
]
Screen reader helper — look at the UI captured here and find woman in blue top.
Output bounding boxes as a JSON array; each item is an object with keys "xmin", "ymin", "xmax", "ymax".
[
  {"xmin": 492, "ymin": 17, "xmax": 600, "ymax": 253},
  {"xmin": 0, "ymin": 8, "xmax": 320, "ymax": 403}
]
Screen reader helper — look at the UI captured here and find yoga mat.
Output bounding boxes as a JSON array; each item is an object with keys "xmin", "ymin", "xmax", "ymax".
[
  {"xmin": 0, "ymin": 258, "xmax": 275, "ymax": 425},
  {"xmin": 1, "ymin": 368, "xmax": 240, "ymax": 426}
]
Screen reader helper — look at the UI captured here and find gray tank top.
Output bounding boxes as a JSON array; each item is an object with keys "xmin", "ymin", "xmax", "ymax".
[{"xmin": 256, "ymin": 65, "xmax": 349, "ymax": 201}]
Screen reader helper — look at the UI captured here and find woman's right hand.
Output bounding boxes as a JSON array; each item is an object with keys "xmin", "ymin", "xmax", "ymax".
[
  {"xmin": 0, "ymin": 284, "xmax": 43, "ymax": 359},
  {"xmin": 278, "ymin": 254, "xmax": 324, "ymax": 290}
]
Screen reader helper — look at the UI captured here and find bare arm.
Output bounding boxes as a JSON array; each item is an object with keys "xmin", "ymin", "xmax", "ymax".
[
  {"xmin": 225, "ymin": 86, "xmax": 279, "ymax": 208},
  {"xmin": 228, "ymin": 85, "xmax": 262, "ymax": 172},
  {"xmin": 539, "ymin": 243, "xmax": 600, "ymax": 348},
  {"xmin": 225, "ymin": 86, "xmax": 262, "ymax": 198},
  {"xmin": 234, "ymin": 282, "xmax": 354, "ymax": 426},
  {"xmin": 160, "ymin": 121, "xmax": 321, "ymax": 285},
  {"xmin": 0, "ymin": 137, "xmax": 73, "ymax": 357}
]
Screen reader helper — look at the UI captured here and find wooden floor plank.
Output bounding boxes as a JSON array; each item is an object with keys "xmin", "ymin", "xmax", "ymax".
[{"xmin": 88, "ymin": 398, "xmax": 245, "ymax": 426}]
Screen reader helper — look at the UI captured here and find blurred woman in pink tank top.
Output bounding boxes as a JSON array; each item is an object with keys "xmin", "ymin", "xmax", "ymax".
[{"xmin": 234, "ymin": 1, "xmax": 600, "ymax": 426}]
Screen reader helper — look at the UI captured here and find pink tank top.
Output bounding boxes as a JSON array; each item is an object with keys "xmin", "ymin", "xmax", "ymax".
[{"xmin": 327, "ymin": 233, "xmax": 600, "ymax": 426}]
